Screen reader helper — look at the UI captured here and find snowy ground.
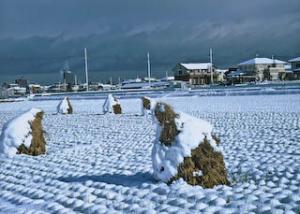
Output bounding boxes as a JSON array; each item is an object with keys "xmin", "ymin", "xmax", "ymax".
[{"xmin": 0, "ymin": 94, "xmax": 299, "ymax": 213}]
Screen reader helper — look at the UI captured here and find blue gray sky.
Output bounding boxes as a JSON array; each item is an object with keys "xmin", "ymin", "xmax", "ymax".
[{"xmin": 0, "ymin": 0, "xmax": 300, "ymax": 84}]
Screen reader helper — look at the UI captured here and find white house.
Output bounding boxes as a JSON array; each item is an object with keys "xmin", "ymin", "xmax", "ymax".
[{"xmin": 237, "ymin": 57, "xmax": 286, "ymax": 82}]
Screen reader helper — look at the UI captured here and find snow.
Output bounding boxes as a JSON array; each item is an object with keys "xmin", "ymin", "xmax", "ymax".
[
  {"xmin": 0, "ymin": 92, "xmax": 299, "ymax": 213},
  {"xmin": 152, "ymin": 107, "xmax": 219, "ymax": 182},
  {"xmin": 238, "ymin": 57, "xmax": 286, "ymax": 66},
  {"xmin": 0, "ymin": 108, "xmax": 43, "ymax": 157},
  {"xmin": 122, "ymin": 81, "xmax": 169, "ymax": 89},
  {"xmin": 102, "ymin": 94, "xmax": 119, "ymax": 114},
  {"xmin": 57, "ymin": 97, "xmax": 71, "ymax": 114},
  {"xmin": 193, "ymin": 170, "xmax": 203, "ymax": 177},
  {"xmin": 180, "ymin": 63, "xmax": 212, "ymax": 70},
  {"xmin": 289, "ymin": 57, "xmax": 300, "ymax": 62}
]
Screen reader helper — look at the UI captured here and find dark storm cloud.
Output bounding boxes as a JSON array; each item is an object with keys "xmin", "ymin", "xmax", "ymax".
[{"xmin": 0, "ymin": 0, "xmax": 299, "ymax": 83}]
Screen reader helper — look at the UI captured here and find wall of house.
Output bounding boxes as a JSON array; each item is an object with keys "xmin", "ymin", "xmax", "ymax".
[
  {"xmin": 173, "ymin": 64, "xmax": 188, "ymax": 76},
  {"xmin": 238, "ymin": 63, "xmax": 285, "ymax": 81},
  {"xmin": 291, "ymin": 61, "xmax": 300, "ymax": 71}
]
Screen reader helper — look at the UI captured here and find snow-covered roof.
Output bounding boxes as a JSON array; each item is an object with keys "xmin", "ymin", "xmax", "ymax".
[
  {"xmin": 180, "ymin": 63, "xmax": 212, "ymax": 70},
  {"xmin": 29, "ymin": 84, "xmax": 42, "ymax": 87},
  {"xmin": 289, "ymin": 57, "xmax": 300, "ymax": 63},
  {"xmin": 238, "ymin": 58, "xmax": 286, "ymax": 66}
]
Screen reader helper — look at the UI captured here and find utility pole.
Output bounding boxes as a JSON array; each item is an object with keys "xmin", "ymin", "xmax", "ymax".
[
  {"xmin": 210, "ymin": 48, "xmax": 213, "ymax": 85},
  {"xmin": 74, "ymin": 74, "xmax": 77, "ymax": 85},
  {"xmin": 84, "ymin": 48, "xmax": 89, "ymax": 92},
  {"xmin": 147, "ymin": 52, "xmax": 151, "ymax": 87}
]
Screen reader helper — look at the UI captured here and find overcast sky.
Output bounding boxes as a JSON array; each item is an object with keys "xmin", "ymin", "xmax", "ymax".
[{"xmin": 0, "ymin": 0, "xmax": 299, "ymax": 84}]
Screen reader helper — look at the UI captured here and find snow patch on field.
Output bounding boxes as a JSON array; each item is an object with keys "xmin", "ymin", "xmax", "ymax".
[{"xmin": 0, "ymin": 93, "xmax": 299, "ymax": 213}]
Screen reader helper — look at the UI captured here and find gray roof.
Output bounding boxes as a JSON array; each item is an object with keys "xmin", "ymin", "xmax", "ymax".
[
  {"xmin": 289, "ymin": 57, "xmax": 300, "ymax": 63},
  {"xmin": 238, "ymin": 57, "xmax": 286, "ymax": 66}
]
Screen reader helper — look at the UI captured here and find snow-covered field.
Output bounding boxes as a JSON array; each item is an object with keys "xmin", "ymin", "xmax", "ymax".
[{"xmin": 0, "ymin": 94, "xmax": 299, "ymax": 213}]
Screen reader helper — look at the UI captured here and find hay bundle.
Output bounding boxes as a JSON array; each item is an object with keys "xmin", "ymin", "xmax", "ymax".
[
  {"xmin": 103, "ymin": 94, "xmax": 122, "ymax": 114},
  {"xmin": 141, "ymin": 96, "xmax": 156, "ymax": 115},
  {"xmin": 152, "ymin": 102, "xmax": 229, "ymax": 188},
  {"xmin": 57, "ymin": 97, "xmax": 73, "ymax": 114},
  {"xmin": 142, "ymin": 96, "xmax": 151, "ymax": 110},
  {"xmin": 0, "ymin": 108, "xmax": 46, "ymax": 157}
]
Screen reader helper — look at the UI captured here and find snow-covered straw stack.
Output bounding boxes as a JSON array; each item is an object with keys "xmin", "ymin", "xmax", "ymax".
[
  {"xmin": 0, "ymin": 108, "xmax": 46, "ymax": 157},
  {"xmin": 141, "ymin": 96, "xmax": 156, "ymax": 115},
  {"xmin": 152, "ymin": 102, "xmax": 229, "ymax": 188},
  {"xmin": 103, "ymin": 94, "xmax": 122, "ymax": 114},
  {"xmin": 57, "ymin": 97, "xmax": 73, "ymax": 114}
]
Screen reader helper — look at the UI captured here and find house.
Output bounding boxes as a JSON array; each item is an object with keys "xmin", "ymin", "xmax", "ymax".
[
  {"xmin": 15, "ymin": 78, "xmax": 28, "ymax": 88},
  {"xmin": 226, "ymin": 70, "xmax": 249, "ymax": 84},
  {"xmin": 122, "ymin": 77, "xmax": 142, "ymax": 85},
  {"xmin": 215, "ymin": 69, "xmax": 227, "ymax": 83},
  {"xmin": 1, "ymin": 83, "xmax": 27, "ymax": 96},
  {"xmin": 237, "ymin": 57, "xmax": 286, "ymax": 82},
  {"xmin": 143, "ymin": 77, "xmax": 157, "ymax": 82},
  {"xmin": 173, "ymin": 63, "xmax": 218, "ymax": 85},
  {"xmin": 0, "ymin": 88, "xmax": 14, "ymax": 98},
  {"xmin": 288, "ymin": 57, "xmax": 300, "ymax": 80},
  {"xmin": 28, "ymin": 84, "xmax": 43, "ymax": 94}
]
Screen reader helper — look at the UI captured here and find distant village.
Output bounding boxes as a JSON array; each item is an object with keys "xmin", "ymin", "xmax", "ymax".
[{"xmin": 1, "ymin": 54, "xmax": 300, "ymax": 99}]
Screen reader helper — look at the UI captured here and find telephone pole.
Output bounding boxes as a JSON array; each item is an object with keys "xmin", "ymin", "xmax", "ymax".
[
  {"xmin": 147, "ymin": 52, "xmax": 151, "ymax": 87},
  {"xmin": 84, "ymin": 48, "xmax": 89, "ymax": 92},
  {"xmin": 210, "ymin": 48, "xmax": 213, "ymax": 85}
]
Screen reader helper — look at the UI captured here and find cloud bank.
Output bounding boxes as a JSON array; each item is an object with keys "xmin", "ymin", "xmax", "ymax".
[{"xmin": 0, "ymin": 0, "xmax": 299, "ymax": 83}]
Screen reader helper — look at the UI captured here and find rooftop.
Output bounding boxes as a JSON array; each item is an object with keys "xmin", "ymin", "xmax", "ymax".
[
  {"xmin": 180, "ymin": 63, "xmax": 212, "ymax": 70},
  {"xmin": 238, "ymin": 58, "xmax": 286, "ymax": 66},
  {"xmin": 289, "ymin": 57, "xmax": 300, "ymax": 63}
]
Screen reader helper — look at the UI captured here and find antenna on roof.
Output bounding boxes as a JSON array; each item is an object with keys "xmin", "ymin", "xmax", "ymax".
[{"xmin": 272, "ymin": 54, "xmax": 275, "ymax": 66}]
